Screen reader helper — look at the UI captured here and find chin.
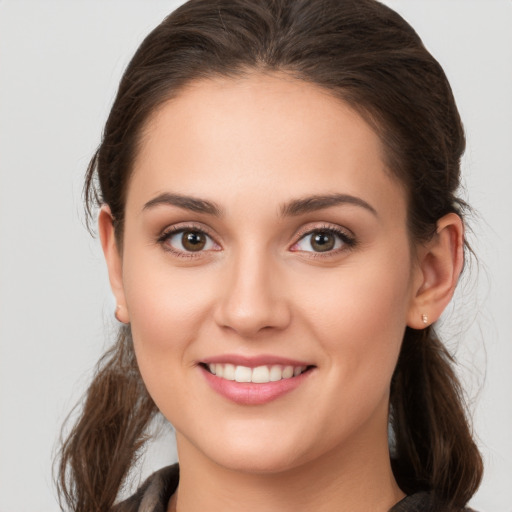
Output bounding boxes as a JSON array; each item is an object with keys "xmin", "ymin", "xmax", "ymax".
[
  {"xmin": 211, "ymin": 448, "xmax": 306, "ymax": 475},
  {"xmin": 192, "ymin": 428, "xmax": 316, "ymax": 476}
]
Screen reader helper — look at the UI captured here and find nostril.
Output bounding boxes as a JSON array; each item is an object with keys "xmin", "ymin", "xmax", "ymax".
[{"xmin": 213, "ymin": 299, "xmax": 292, "ymax": 337}]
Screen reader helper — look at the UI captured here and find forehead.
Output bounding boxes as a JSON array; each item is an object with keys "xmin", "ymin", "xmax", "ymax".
[{"xmin": 128, "ymin": 73, "xmax": 407, "ymax": 221}]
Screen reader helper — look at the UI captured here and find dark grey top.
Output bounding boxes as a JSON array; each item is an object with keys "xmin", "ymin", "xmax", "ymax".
[{"xmin": 113, "ymin": 464, "xmax": 478, "ymax": 512}]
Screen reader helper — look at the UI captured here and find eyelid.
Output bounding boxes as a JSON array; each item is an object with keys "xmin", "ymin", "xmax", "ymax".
[
  {"xmin": 289, "ymin": 223, "xmax": 357, "ymax": 256},
  {"xmin": 158, "ymin": 221, "xmax": 217, "ymax": 240},
  {"xmin": 157, "ymin": 222, "xmax": 221, "ymax": 258},
  {"xmin": 292, "ymin": 222, "xmax": 355, "ymax": 241},
  {"xmin": 156, "ymin": 221, "xmax": 356, "ymax": 259}
]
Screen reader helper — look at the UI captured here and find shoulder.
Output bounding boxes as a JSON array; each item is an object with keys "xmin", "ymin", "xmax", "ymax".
[
  {"xmin": 112, "ymin": 464, "xmax": 179, "ymax": 512},
  {"xmin": 390, "ymin": 492, "xmax": 479, "ymax": 512}
]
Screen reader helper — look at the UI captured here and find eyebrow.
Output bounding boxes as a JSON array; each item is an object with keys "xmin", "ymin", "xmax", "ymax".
[
  {"xmin": 279, "ymin": 193, "xmax": 378, "ymax": 217},
  {"xmin": 142, "ymin": 192, "xmax": 377, "ymax": 218},
  {"xmin": 143, "ymin": 193, "xmax": 223, "ymax": 216}
]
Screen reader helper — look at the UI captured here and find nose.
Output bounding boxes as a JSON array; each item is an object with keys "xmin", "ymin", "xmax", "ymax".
[{"xmin": 213, "ymin": 248, "xmax": 292, "ymax": 338}]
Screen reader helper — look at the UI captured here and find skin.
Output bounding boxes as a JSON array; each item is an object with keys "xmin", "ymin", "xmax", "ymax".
[{"xmin": 100, "ymin": 73, "xmax": 464, "ymax": 512}]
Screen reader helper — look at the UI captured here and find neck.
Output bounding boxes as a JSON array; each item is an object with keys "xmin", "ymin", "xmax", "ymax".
[{"xmin": 170, "ymin": 421, "xmax": 404, "ymax": 512}]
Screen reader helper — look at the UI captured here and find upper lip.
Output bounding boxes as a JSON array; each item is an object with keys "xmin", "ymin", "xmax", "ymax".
[{"xmin": 200, "ymin": 354, "xmax": 314, "ymax": 368}]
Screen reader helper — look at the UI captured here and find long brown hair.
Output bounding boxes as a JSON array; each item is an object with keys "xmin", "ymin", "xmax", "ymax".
[{"xmin": 57, "ymin": 1, "xmax": 483, "ymax": 510}]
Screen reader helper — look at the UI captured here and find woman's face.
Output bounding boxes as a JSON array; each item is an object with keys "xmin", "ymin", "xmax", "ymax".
[{"xmin": 113, "ymin": 73, "xmax": 424, "ymax": 473}]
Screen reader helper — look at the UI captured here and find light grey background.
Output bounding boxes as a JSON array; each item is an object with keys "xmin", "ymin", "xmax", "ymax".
[{"xmin": 0, "ymin": 1, "xmax": 510, "ymax": 511}]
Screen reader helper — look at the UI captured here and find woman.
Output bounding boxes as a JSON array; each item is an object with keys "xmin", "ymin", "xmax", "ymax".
[{"xmin": 57, "ymin": 0, "xmax": 483, "ymax": 510}]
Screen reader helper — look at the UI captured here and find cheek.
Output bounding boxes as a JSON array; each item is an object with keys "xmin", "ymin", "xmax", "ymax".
[
  {"xmin": 123, "ymin": 252, "xmax": 214, "ymax": 350},
  {"xmin": 120, "ymin": 248, "xmax": 219, "ymax": 406},
  {"xmin": 123, "ymin": 290, "xmax": 209, "ymax": 432},
  {"xmin": 297, "ymin": 247, "xmax": 413, "ymax": 399}
]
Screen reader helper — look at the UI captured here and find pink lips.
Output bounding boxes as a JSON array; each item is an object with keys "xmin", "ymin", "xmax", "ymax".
[
  {"xmin": 199, "ymin": 354, "xmax": 313, "ymax": 406},
  {"xmin": 202, "ymin": 354, "xmax": 310, "ymax": 368}
]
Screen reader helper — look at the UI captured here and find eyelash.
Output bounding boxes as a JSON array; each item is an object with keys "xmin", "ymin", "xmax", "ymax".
[
  {"xmin": 157, "ymin": 223, "xmax": 219, "ymax": 259},
  {"xmin": 291, "ymin": 225, "xmax": 357, "ymax": 258},
  {"xmin": 157, "ymin": 223, "xmax": 356, "ymax": 259}
]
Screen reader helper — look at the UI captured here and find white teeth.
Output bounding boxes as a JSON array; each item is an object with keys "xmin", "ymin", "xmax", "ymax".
[
  {"xmin": 206, "ymin": 363, "xmax": 308, "ymax": 383},
  {"xmin": 282, "ymin": 365, "xmax": 294, "ymax": 379},
  {"xmin": 251, "ymin": 365, "xmax": 270, "ymax": 383},
  {"xmin": 234, "ymin": 365, "xmax": 252, "ymax": 383},
  {"xmin": 223, "ymin": 363, "xmax": 236, "ymax": 381},
  {"xmin": 269, "ymin": 365, "xmax": 283, "ymax": 381}
]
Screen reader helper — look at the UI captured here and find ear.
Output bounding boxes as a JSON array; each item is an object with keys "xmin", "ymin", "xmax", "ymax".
[
  {"xmin": 98, "ymin": 205, "xmax": 130, "ymax": 324},
  {"xmin": 407, "ymin": 213, "xmax": 464, "ymax": 329}
]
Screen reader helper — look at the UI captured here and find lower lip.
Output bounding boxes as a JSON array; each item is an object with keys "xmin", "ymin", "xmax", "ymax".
[{"xmin": 200, "ymin": 366, "xmax": 312, "ymax": 405}]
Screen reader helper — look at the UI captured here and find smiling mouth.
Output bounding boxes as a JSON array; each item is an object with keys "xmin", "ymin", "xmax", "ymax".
[{"xmin": 200, "ymin": 363, "xmax": 313, "ymax": 384}]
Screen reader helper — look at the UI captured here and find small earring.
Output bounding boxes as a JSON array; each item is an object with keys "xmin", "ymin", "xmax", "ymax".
[{"xmin": 421, "ymin": 313, "xmax": 428, "ymax": 325}]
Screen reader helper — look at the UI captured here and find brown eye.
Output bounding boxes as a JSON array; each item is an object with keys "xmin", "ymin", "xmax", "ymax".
[
  {"xmin": 162, "ymin": 228, "xmax": 217, "ymax": 254},
  {"xmin": 292, "ymin": 228, "xmax": 354, "ymax": 254},
  {"xmin": 181, "ymin": 231, "xmax": 207, "ymax": 251},
  {"xmin": 310, "ymin": 232, "xmax": 336, "ymax": 252}
]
